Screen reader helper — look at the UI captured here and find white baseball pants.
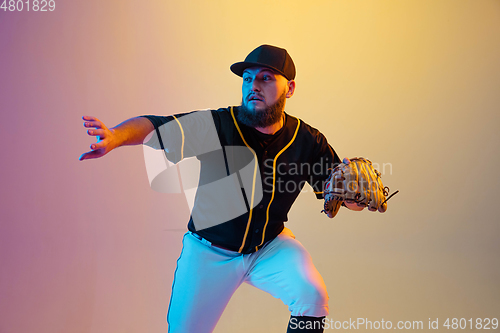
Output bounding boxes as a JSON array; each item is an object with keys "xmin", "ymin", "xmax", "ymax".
[{"xmin": 166, "ymin": 227, "xmax": 329, "ymax": 333}]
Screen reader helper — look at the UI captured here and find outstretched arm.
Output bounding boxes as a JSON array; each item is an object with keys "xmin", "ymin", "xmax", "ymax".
[{"xmin": 79, "ymin": 115, "xmax": 154, "ymax": 161}]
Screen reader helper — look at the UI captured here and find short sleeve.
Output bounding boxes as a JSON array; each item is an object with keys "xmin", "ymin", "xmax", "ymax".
[{"xmin": 141, "ymin": 111, "xmax": 222, "ymax": 163}]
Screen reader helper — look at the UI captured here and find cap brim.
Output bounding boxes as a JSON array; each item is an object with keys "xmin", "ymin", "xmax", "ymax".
[{"xmin": 230, "ymin": 61, "xmax": 289, "ymax": 80}]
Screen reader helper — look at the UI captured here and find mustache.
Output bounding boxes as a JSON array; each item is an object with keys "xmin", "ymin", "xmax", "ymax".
[{"xmin": 246, "ymin": 93, "xmax": 265, "ymax": 101}]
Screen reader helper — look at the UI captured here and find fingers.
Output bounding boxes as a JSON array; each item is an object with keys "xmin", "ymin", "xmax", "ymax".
[
  {"xmin": 377, "ymin": 178, "xmax": 388, "ymax": 213},
  {"xmin": 367, "ymin": 176, "xmax": 380, "ymax": 212},
  {"xmin": 88, "ymin": 140, "xmax": 106, "ymax": 150},
  {"xmin": 344, "ymin": 160, "xmax": 359, "ymax": 202},
  {"xmin": 82, "ymin": 116, "xmax": 113, "ymax": 143},
  {"xmin": 82, "ymin": 116, "xmax": 108, "ymax": 130},
  {"xmin": 86, "ymin": 128, "xmax": 106, "ymax": 139},
  {"xmin": 84, "ymin": 121, "xmax": 104, "ymax": 129},
  {"xmin": 356, "ymin": 159, "xmax": 371, "ymax": 209},
  {"xmin": 79, "ymin": 141, "xmax": 109, "ymax": 161},
  {"xmin": 369, "ymin": 167, "xmax": 385, "ymax": 212},
  {"xmin": 378, "ymin": 199, "xmax": 388, "ymax": 213},
  {"xmin": 368, "ymin": 177, "xmax": 380, "ymax": 212},
  {"xmin": 341, "ymin": 157, "xmax": 390, "ymax": 212},
  {"xmin": 80, "ymin": 116, "xmax": 112, "ymax": 161}
]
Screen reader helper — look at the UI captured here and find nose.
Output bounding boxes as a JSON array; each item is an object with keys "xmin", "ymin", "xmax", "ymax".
[{"xmin": 251, "ymin": 78, "xmax": 261, "ymax": 92}]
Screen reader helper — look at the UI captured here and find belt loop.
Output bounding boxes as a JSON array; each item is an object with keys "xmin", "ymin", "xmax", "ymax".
[{"xmin": 190, "ymin": 231, "xmax": 212, "ymax": 247}]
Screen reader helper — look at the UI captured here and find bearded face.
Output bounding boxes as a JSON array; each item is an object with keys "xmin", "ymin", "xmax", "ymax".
[{"xmin": 237, "ymin": 90, "xmax": 287, "ymax": 128}]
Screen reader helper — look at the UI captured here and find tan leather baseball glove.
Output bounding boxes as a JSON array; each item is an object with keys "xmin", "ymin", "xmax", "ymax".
[{"xmin": 322, "ymin": 157, "xmax": 398, "ymax": 218}]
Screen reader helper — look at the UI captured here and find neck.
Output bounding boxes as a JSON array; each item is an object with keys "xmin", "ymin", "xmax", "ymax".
[{"xmin": 255, "ymin": 113, "xmax": 285, "ymax": 135}]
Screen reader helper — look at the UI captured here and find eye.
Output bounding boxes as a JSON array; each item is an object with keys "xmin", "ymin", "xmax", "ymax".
[
  {"xmin": 243, "ymin": 76, "xmax": 251, "ymax": 82},
  {"xmin": 263, "ymin": 75, "xmax": 270, "ymax": 81}
]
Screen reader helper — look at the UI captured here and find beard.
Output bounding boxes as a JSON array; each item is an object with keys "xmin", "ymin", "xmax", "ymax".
[{"xmin": 237, "ymin": 91, "xmax": 286, "ymax": 128}]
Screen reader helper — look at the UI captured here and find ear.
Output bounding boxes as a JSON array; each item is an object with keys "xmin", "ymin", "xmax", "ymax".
[{"xmin": 286, "ymin": 80, "xmax": 296, "ymax": 98}]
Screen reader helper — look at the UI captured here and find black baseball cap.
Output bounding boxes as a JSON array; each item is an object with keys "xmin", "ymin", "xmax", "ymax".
[{"xmin": 230, "ymin": 45, "xmax": 296, "ymax": 81}]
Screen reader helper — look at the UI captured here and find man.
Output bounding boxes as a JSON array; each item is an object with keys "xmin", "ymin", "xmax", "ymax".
[{"xmin": 80, "ymin": 45, "xmax": 341, "ymax": 333}]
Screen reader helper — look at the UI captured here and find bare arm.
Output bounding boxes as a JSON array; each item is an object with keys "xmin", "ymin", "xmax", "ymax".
[{"xmin": 79, "ymin": 115, "xmax": 154, "ymax": 161}]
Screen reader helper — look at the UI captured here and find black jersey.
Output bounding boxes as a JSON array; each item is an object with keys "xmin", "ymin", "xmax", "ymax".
[{"xmin": 141, "ymin": 106, "xmax": 340, "ymax": 254}]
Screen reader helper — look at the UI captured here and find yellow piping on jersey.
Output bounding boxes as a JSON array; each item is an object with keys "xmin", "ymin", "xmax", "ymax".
[
  {"xmin": 172, "ymin": 115, "xmax": 185, "ymax": 160},
  {"xmin": 230, "ymin": 107, "xmax": 259, "ymax": 253},
  {"xmin": 259, "ymin": 116, "xmax": 301, "ymax": 249}
]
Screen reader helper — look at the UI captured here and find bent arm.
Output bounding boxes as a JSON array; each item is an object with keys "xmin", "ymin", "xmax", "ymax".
[{"xmin": 79, "ymin": 115, "xmax": 154, "ymax": 161}]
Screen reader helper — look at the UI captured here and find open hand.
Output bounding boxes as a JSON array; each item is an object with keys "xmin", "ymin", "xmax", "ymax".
[{"xmin": 79, "ymin": 116, "xmax": 118, "ymax": 161}]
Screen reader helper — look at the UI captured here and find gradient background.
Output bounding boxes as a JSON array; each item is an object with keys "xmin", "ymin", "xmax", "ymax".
[{"xmin": 1, "ymin": 0, "xmax": 499, "ymax": 332}]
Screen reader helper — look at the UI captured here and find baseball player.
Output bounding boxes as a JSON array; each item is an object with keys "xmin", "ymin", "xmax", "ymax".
[{"xmin": 80, "ymin": 45, "xmax": 392, "ymax": 333}]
